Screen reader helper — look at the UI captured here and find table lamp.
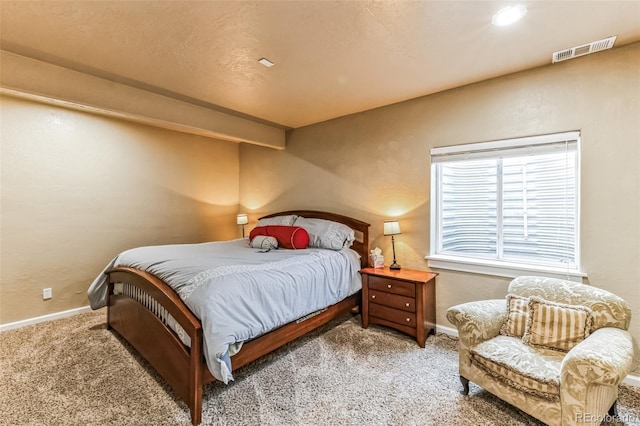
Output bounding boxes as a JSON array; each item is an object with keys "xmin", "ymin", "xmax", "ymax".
[
  {"xmin": 383, "ymin": 220, "xmax": 401, "ymax": 270},
  {"xmin": 237, "ymin": 214, "xmax": 248, "ymax": 238}
]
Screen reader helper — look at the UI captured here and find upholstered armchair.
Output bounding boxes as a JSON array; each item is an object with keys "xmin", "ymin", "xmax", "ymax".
[{"xmin": 446, "ymin": 276, "xmax": 634, "ymax": 426}]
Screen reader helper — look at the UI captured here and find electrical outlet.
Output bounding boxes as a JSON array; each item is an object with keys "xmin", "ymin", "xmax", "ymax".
[{"xmin": 43, "ymin": 288, "xmax": 53, "ymax": 300}]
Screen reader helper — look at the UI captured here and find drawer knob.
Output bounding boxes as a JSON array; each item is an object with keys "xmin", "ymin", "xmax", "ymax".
[
  {"xmin": 406, "ymin": 318, "xmax": 411, "ymax": 322},
  {"xmin": 371, "ymin": 295, "xmax": 376, "ymax": 299},
  {"xmin": 405, "ymin": 303, "xmax": 410, "ymax": 307},
  {"xmin": 387, "ymin": 284, "xmax": 392, "ymax": 289}
]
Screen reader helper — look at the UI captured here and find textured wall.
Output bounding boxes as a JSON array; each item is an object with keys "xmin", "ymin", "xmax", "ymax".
[
  {"xmin": 240, "ymin": 43, "xmax": 640, "ymax": 372},
  {"xmin": 0, "ymin": 96, "xmax": 240, "ymax": 324}
]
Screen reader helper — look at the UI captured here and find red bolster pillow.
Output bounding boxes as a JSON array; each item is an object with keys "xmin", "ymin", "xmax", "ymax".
[{"xmin": 249, "ymin": 226, "xmax": 310, "ymax": 250}]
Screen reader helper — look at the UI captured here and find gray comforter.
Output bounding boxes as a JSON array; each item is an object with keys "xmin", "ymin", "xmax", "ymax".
[{"xmin": 87, "ymin": 239, "xmax": 361, "ymax": 383}]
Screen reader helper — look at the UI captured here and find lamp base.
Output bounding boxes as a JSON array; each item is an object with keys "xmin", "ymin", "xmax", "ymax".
[{"xmin": 389, "ymin": 262, "xmax": 401, "ymax": 270}]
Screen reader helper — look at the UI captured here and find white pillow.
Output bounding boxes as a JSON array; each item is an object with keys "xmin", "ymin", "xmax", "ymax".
[
  {"xmin": 293, "ymin": 217, "xmax": 355, "ymax": 250},
  {"xmin": 256, "ymin": 214, "xmax": 298, "ymax": 227},
  {"xmin": 249, "ymin": 235, "xmax": 279, "ymax": 250}
]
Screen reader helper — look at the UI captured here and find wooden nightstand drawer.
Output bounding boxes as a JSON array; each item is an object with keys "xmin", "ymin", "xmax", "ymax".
[
  {"xmin": 369, "ymin": 290, "xmax": 415, "ymax": 312},
  {"xmin": 368, "ymin": 276, "xmax": 415, "ymax": 297},
  {"xmin": 370, "ymin": 303, "xmax": 416, "ymax": 327}
]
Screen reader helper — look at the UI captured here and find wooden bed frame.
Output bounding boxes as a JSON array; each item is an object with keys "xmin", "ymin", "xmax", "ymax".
[{"xmin": 105, "ymin": 210, "xmax": 369, "ymax": 425}]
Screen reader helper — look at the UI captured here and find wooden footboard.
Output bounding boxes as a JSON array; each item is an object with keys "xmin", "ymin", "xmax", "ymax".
[
  {"xmin": 107, "ymin": 267, "xmax": 205, "ymax": 424},
  {"xmin": 107, "ymin": 268, "xmax": 359, "ymax": 425}
]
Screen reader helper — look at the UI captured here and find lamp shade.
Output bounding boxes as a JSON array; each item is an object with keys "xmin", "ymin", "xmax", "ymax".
[
  {"xmin": 383, "ymin": 220, "xmax": 401, "ymax": 236},
  {"xmin": 236, "ymin": 214, "xmax": 248, "ymax": 225}
]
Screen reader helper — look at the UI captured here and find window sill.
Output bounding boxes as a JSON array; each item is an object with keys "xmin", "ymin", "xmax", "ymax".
[{"xmin": 425, "ymin": 254, "xmax": 587, "ymax": 282}]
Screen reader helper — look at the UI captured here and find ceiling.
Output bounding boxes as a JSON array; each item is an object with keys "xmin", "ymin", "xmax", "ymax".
[{"xmin": 1, "ymin": 1, "xmax": 639, "ymax": 129}]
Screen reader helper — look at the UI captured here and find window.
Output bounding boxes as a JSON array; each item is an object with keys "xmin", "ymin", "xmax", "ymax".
[{"xmin": 428, "ymin": 131, "xmax": 584, "ymax": 281}]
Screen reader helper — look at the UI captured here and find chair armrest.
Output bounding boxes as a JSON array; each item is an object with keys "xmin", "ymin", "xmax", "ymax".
[
  {"xmin": 446, "ymin": 299, "xmax": 506, "ymax": 348},
  {"xmin": 561, "ymin": 327, "xmax": 635, "ymax": 387}
]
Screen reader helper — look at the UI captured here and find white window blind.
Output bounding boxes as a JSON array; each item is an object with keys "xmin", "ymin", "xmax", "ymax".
[{"xmin": 429, "ymin": 131, "xmax": 582, "ymax": 279}]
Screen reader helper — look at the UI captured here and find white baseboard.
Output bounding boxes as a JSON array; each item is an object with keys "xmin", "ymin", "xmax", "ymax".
[
  {"xmin": 436, "ymin": 324, "xmax": 458, "ymax": 337},
  {"xmin": 623, "ymin": 374, "xmax": 640, "ymax": 388},
  {"xmin": 435, "ymin": 324, "xmax": 639, "ymax": 388},
  {"xmin": 0, "ymin": 305, "xmax": 92, "ymax": 332}
]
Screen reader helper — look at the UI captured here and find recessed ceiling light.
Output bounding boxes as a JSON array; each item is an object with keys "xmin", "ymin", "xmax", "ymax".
[
  {"xmin": 492, "ymin": 4, "xmax": 527, "ymax": 26},
  {"xmin": 258, "ymin": 58, "xmax": 275, "ymax": 67}
]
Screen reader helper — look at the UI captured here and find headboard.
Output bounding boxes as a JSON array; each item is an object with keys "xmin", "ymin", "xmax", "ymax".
[{"xmin": 260, "ymin": 210, "xmax": 370, "ymax": 268}]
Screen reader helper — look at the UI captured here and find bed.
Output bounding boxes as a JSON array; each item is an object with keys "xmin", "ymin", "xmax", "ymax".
[{"xmin": 87, "ymin": 210, "xmax": 370, "ymax": 425}]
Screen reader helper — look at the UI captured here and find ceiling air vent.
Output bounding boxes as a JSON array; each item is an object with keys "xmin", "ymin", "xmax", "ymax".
[{"xmin": 552, "ymin": 35, "xmax": 617, "ymax": 63}]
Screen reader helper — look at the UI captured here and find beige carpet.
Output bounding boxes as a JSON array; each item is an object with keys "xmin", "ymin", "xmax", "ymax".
[{"xmin": 1, "ymin": 309, "xmax": 639, "ymax": 425}]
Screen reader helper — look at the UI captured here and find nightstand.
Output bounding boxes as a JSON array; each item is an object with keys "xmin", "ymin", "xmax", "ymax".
[{"xmin": 360, "ymin": 267, "xmax": 438, "ymax": 347}]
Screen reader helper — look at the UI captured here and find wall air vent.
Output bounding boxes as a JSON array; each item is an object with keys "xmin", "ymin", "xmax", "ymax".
[{"xmin": 552, "ymin": 35, "xmax": 617, "ymax": 63}]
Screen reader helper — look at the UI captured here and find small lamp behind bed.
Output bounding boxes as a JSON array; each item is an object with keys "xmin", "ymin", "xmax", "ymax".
[{"xmin": 237, "ymin": 214, "xmax": 248, "ymax": 238}]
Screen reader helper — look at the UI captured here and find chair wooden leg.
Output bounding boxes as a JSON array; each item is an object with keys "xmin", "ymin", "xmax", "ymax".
[
  {"xmin": 608, "ymin": 400, "xmax": 618, "ymax": 417},
  {"xmin": 460, "ymin": 376, "xmax": 470, "ymax": 395}
]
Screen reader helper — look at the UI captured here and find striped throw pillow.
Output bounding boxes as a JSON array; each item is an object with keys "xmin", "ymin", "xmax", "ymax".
[
  {"xmin": 500, "ymin": 294, "xmax": 529, "ymax": 337},
  {"xmin": 522, "ymin": 297, "xmax": 593, "ymax": 352}
]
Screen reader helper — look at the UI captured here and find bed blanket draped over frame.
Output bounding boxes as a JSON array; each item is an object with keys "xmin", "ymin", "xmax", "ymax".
[{"xmin": 88, "ymin": 239, "xmax": 361, "ymax": 383}]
